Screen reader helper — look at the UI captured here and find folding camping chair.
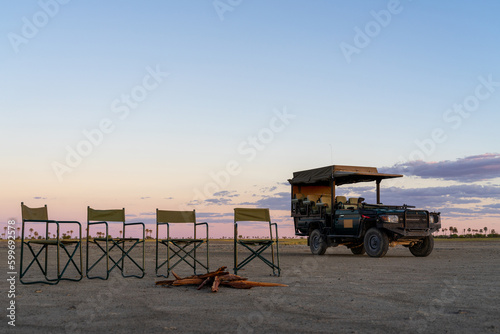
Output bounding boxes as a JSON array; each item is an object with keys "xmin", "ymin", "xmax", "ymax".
[
  {"xmin": 233, "ymin": 208, "xmax": 280, "ymax": 276},
  {"xmin": 155, "ymin": 209, "xmax": 209, "ymax": 278},
  {"xmin": 86, "ymin": 207, "xmax": 145, "ymax": 280},
  {"xmin": 20, "ymin": 202, "xmax": 82, "ymax": 285}
]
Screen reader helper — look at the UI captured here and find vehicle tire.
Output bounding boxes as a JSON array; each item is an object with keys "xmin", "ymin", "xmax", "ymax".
[
  {"xmin": 409, "ymin": 235, "xmax": 434, "ymax": 257},
  {"xmin": 364, "ymin": 228, "xmax": 389, "ymax": 258},
  {"xmin": 309, "ymin": 229, "xmax": 327, "ymax": 255},
  {"xmin": 350, "ymin": 244, "xmax": 365, "ymax": 255}
]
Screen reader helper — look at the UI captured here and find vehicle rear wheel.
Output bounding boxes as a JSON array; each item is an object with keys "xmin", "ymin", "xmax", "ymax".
[
  {"xmin": 309, "ymin": 229, "xmax": 327, "ymax": 255},
  {"xmin": 409, "ymin": 235, "xmax": 434, "ymax": 257},
  {"xmin": 364, "ymin": 228, "xmax": 389, "ymax": 257},
  {"xmin": 350, "ymin": 244, "xmax": 365, "ymax": 255}
]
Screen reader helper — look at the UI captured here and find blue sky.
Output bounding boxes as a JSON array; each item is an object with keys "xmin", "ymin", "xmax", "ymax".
[{"xmin": 2, "ymin": 0, "xmax": 500, "ymax": 237}]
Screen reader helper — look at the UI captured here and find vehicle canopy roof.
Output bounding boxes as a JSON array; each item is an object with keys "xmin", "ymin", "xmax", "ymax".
[{"xmin": 288, "ymin": 165, "xmax": 402, "ymax": 186}]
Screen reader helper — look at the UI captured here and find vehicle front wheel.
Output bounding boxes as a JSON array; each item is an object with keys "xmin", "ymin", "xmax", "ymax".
[
  {"xmin": 350, "ymin": 244, "xmax": 365, "ymax": 255},
  {"xmin": 309, "ymin": 229, "xmax": 327, "ymax": 255},
  {"xmin": 364, "ymin": 228, "xmax": 389, "ymax": 257},
  {"xmin": 409, "ymin": 235, "xmax": 434, "ymax": 257}
]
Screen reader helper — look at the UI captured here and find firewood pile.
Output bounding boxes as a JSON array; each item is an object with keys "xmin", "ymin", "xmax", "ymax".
[{"xmin": 155, "ymin": 266, "xmax": 287, "ymax": 292}]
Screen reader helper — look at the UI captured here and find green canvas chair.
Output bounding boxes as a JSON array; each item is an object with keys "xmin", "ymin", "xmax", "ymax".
[
  {"xmin": 86, "ymin": 207, "xmax": 145, "ymax": 280},
  {"xmin": 233, "ymin": 208, "xmax": 280, "ymax": 276},
  {"xmin": 20, "ymin": 202, "xmax": 82, "ymax": 285},
  {"xmin": 155, "ymin": 209, "xmax": 209, "ymax": 278}
]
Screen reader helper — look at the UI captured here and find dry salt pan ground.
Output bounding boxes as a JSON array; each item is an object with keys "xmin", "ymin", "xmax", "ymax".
[{"xmin": 3, "ymin": 240, "xmax": 500, "ymax": 333}]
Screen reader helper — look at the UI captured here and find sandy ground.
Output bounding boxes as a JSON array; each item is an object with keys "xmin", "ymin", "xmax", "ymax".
[{"xmin": 2, "ymin": 240, "xmax": 500, "ymax": 333}]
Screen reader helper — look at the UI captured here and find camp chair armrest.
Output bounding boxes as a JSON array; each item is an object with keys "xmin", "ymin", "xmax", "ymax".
[
  {"xmin": 125, "ymin": 222, "xmax": 145, "ymax": 227},
  {"xmin": 88, "ymin": 221, "xmax": 108, "ymax": 226},
  {"xmin": 57, "ymin": 221, "xmax": 82, "ymax": 234},
  {"xmin": 87, "ymin": 221, "xmax": 109, "ymax": 240},
  {"xmin": 57, "ymin": 220, "xmax": 81, "ymax": 225},
  {"xmin": 270, "ymin": 222, "xmax": 279, "ymax": 241},
  {"xmin": 195, "ymin": 222, "xmax": 209, "ymax": 240},
  {"xmin": 23, "ymin": 219, "xmax": 57, "ymax": 223},
  {"xmin": 123, "ymin": 222, "xmax": 145, "ymax": 239}
]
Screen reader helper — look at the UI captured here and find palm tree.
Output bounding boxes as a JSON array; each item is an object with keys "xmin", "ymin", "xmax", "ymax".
[
  {"xmin": 3, "ymin": 226, "xmax": 7, "ymax": 236},
  {"xmin": 34, "ymin": 231, "xmax": 39, "ymax": 239},
  {"xmin": 29, "ymin": 227, "xmax": 34, "ymax": 238},
  {"xmin": 70, "ymin": 230, "xmax": 73, "ymax": 238},
  {"xmin": 484, "ymin": 227, "xmax": 488, "ymax": 236},
  {"xmin": 442, "ymin": 228, "xmax": 447, "ymax": 236},
  {"xmin": 119, "ymin": 230, "xmax": 123, "ymax": 238},
  {"xmin": 467, "ymin": 228, "xmax": 471, "ymax": 235}
]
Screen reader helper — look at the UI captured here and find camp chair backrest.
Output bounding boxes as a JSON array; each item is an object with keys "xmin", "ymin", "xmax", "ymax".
[
  {"xmin": 335, "ymin": 196, "xmax": 347, "ymax": 204},
  {"xmin": 348, "ymin": 198, "xmax": 359, "ymax": 205},
  {"xmin": 234, "ymin": 208, "xmax": 270, "ymax": 222},
  {"xmin": 320, "ymin": 195, "xmax": 331, "ymax": 203},
  {"xmin": 157, "ymin": 210, "xmax": 196, "ymax": 223},
  {"xmin": 21, "ymin": 202, "xmax": 48, "ymax": 221},
  {"xmin": 306, "ymin": 195, "xmax": 320, "ymax": 203},
  {"xmin": 87, "ymin": 207, "xmax": 125, "ymax": 222}
]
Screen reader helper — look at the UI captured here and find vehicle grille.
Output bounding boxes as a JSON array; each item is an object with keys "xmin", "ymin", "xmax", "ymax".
[{"xmin": 405, "ymin": 211, "xmax": 429, "ymax": 229}]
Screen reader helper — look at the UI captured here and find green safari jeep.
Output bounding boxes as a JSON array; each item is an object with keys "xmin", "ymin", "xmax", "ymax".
[{"xmin": 289, "ymin": 165, "xmax": 441, "ymax": 257}]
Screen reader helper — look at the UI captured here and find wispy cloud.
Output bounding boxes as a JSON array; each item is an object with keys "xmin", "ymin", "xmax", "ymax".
[
  {"xmin": 139, "ymin": 212, "xmax": 155, "ymax": 216},
  {"xmin": 213, "ymin": 190, "xmax": 239, "ymax": 198},
  {"xmin": 376, "ymin": 185, "xmax": 500, "ymax": 217},
  {"xmin": 382, "ymin": 153, "xmax": 500, "ymax": 182},
  {"xmin": 239, "ymin": 192, "xmax": 289, "ymax": 211},
  {"xmin": 260, "ymin": 186, "xmax": 277, "ymax": 193},
  {"xmin": 195, "ymin": 212, "xmax": 233, "ymax": 219},
  {"xmin": 204, "ymin": 198, "xmax": 232, "ymax": 206}
]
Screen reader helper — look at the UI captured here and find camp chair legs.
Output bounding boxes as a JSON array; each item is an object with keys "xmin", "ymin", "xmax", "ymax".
[
  {"xmin": 155, "ymin": 211, "xmax": 209, "ymax": 278},
  {"xmin": 155, "ymin": 237, "xmax": 209, "ymax": 278},
  {"xmin": 233, "ymin": 208, "xmax": 281, "ymax": 277},
  {"xmin": 20, "ymin": 220, "xmax": 83, "ymax": 285},
  {"xmin": 86, "ymin": 220, "xmax": 145, "ymax": 280},
  {"xmin": 234, "ymin": 240, "xmax": 280, "ymax": 277}
]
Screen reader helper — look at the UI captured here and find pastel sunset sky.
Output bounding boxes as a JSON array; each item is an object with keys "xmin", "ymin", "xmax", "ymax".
[{"xmin": 2, "ymin": 1, "xmax": 500, "ymax": 238}]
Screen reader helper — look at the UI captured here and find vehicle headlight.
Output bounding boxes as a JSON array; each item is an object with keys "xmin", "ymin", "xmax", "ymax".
[
  {"xmin": 430, "ymin": 215, "xmax": 439, "ymax": 224},
  {"xmin": 380, "ymin": 215, "xmax": 399, "ymax": 223}
]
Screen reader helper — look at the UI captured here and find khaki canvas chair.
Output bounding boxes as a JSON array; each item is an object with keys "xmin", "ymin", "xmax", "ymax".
[
  {"xmin": 86, "ymin": 207, "xmax": 145, "ymax": 280},
  {"xmin": 335, "ymin": 196, "xmax": 347, "ymax": 209},
  {"xmin": 20, "ymin": 202, "xmax": 82, "ymax": 285},
  {"xmin": 233, "ymin": 208, "xmax": 280, "ymax": 276},
  {"xmin": 155, "ymin": 209, "xmax": 209, "ymax": 278},
  {"xmin": 316, "ymin": 195, "xmax": 332, "ymax": 214}
]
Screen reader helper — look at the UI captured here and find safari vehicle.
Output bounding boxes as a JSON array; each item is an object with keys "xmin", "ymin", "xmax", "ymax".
[{"xmin": 289, "ymin": 165, "xmax": 441, "ymax": 257}]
